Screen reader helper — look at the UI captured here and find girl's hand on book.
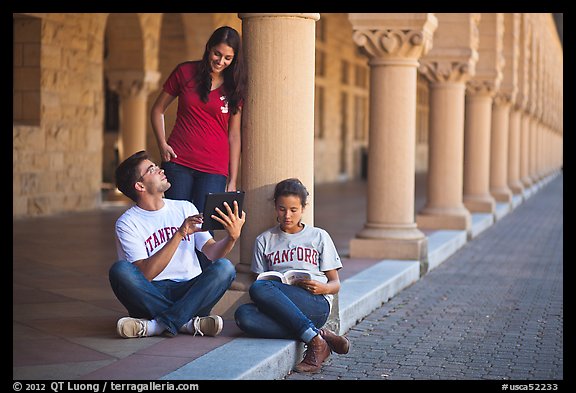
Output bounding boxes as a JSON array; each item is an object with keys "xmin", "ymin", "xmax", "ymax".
[{"xmin": 298, "ymin": 279, "xmax": 320, "ymax": 295}]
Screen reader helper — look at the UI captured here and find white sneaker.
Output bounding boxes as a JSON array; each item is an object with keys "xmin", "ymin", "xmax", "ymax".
[
  {"xmin": 117, "ymin": 317, "xmax": 148, "ymax": 338},
  {"xmin": 192, "ymin": 315, "xmax": 223, "ymax": 337}
]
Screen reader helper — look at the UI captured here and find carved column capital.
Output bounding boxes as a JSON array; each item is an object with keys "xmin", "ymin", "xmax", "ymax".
[
  {"xmin": 418, "ymin": 13, "xmax": 480, "ymax": 84},
  {"xmin": 348, "ymin": 13, "xmax": 437, "ymax": 63},
  {"xmin": 106, "ymin": 70, "xmax": 161, "ymax": 98},
  {"xmin": 466, "ymin": 79, "xmax": 499, "ymax": 97},
  {"xmin": 352, "ymin": 28, "xmax": 434, "ymax": 61},
  {"xmin": 419, "ymin": 58, "xmax": 476, "ymax": 84},
  {"xmin": 493, "ymin": 91, "xmax": 514, "ymax": 107}
]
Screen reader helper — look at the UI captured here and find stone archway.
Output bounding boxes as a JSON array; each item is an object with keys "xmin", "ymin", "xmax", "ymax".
[{"xmin": 102, "ymin": 13, "xmax": 161, "ymax": 200}]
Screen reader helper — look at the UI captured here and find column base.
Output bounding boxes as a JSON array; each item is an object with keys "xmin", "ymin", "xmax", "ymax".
[
  {"xmin": 463, "ymin": 194, "xmax": 495, "ymax": 213},
  {"xmin": 349, "ymin": 236, "xmax": 427, "ymax": 261},
  {"xmin": 416, "ymin": 207, "xmax": 471, "ymax": 231},
  {"xmin": 508, "ymin": 180, "xmax": 524, "ymax": 195},
  {"xmin": 356, "ymin": 224, "xmax": 426, "ymax": 241},
  {"xmin": 213, "ymin": 289, "xmax": 250, "ymax": 319},
  {"xmin": 230, "ymin": 270, "xmax": 253, "ymax": 291},
  {"xmin": 490, "ymin": 187, "xmax": 513, "ymax": 203},
  {"xmin": 521, "ymin": 176, "xmax": 534, "ymax": 188}
]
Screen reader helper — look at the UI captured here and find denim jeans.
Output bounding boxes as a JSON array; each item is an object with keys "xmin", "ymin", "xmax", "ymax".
[
  {"xmin": 234, "ymin": 280, "xmax": 330, "ymax": 343},
  {"xmin": 161, "ymin": 161, "xmax": 227, "ymax": 214},
  {"xmin": 109, "ymin": 258, "xmax": 236, "ymax": 336}
]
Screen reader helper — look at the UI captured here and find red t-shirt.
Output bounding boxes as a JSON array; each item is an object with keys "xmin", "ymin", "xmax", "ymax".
[{"xmin": 163, "ymin": 61, "xmax": 233, "ymax": 177}]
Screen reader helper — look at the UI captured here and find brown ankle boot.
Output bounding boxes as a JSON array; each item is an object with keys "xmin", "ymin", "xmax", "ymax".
[
  {"xmin": 293, "ymin": 334, "xmax": 331, "ymax": 373},
  {"xmin": 320, "ymin": 328, "xmax": 350, "ymax": 354}
]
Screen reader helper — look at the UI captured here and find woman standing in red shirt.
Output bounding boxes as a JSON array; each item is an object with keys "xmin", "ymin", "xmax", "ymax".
[{"xmin": 150, "ymin": 26, "xmax": 246, "ymax": 216}]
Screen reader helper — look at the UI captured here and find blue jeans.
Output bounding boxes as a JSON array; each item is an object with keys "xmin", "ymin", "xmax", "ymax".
[
  {"xmin": 109, "ymin": 258, "xmax": 236, "ymax": 336},
  {"xmin": 234, "ymin": 280, "xmax": 330, "ymax": 343},
  {"xmin": 161, "ymin": 161, "xmax": 227, "ymax": 213}
]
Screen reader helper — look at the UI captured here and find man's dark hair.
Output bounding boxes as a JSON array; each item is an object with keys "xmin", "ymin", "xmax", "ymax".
[{"xmin": 115, "ymin": 150, "xmax": 148, "ymax": 202}]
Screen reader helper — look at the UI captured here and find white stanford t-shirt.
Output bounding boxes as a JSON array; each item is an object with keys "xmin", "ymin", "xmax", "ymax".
[{"xmin": 115, "ymin": 199, "xmax": 212, "ymax": 282}]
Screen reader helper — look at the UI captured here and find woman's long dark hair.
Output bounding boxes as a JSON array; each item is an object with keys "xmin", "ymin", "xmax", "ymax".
[{"xmin": 195, "ymin": 26, "xmax": 246, "ymax": 115}]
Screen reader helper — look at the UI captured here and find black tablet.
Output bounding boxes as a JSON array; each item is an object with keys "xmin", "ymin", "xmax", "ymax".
[{"xmin": 201, "ymin": 191, "xmax": 245, "ymax": 231}]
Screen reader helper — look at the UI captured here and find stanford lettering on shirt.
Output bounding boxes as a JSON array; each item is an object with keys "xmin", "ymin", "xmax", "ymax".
[
  {"xmin": 144, "ymin": 226, "xmax": 189, "ymax": 256},
  {"xmin": 265, "ymin": 246, "xmax": 319, "ymax": 268},
  {"xmin": 115, "ymin": 199, "xmax": 211, "ymax": 282}
]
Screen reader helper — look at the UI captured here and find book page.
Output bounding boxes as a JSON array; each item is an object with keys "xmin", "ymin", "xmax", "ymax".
[
  {"xmin": 256, "ymin": 271, "xmax": 286, "ymax": 283},
  {"xmin": 284, "ymin": 270, "xmax": 312, "ymax": 285}
]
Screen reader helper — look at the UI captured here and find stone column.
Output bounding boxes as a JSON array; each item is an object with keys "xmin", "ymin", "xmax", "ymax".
[
  {"xmin": 488, "ymin": 14, "xmax": 516, "ymax": 203},
  {"xmin": 417, "ymin": 13, "xmax": 480, "ymax": 231},
  {"xmin": 490, "ymin": 95, "xmax": 513, "ymax": 202},
  {"xmin": 534, "ymin": 32, "xmax": 545, "ymax": 180},
  {"xmin": 526, "ymin": 17, "xmax": 539, "ymax": 186},
  {"xmin": 504, "ymin": 13, "xmax": 524, "ymax": 195},
  {"xmin": 519, "ymin": 112, "xmax": 533, "ymax": 188},
  {"xmin": 347, "ymin": 13, "xmax": 437, "ymax": 263},
  {"xmin": 528, "ymin": 117, "xmax": 539, "ymax": 183},
  {"xmin": 507, "ymin": 106, "xmax": 524, "ymax": 194},
  {"xmin": 517, "ymin": 14, "xmax": 533, "ymax": 189},
  {"xmin": 541, "ymin": 124, "xmax": 548, "ymax": 177},
  {"xmin": 107, "ymin": 70, "xmax": 160, "ymax": 161},
  {"xmin": 463, "ymin": 13, "xmax": 503, "ymax": 212},
  {"xmin": 538, "ymin": 123, "xmax": 545, "ymax": 180},
  {"xmin": 233, "ymin": 13, "xmax": 319, "ymax": 289},
  {"xmin": 463, "ymin": 89, "xmax": 497, "ymax": 212}
]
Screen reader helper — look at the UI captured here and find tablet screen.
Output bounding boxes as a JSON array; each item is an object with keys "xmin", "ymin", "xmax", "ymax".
[{"xmin": 201, "ymin": 191, "xmax": 245, "ymax": 231}]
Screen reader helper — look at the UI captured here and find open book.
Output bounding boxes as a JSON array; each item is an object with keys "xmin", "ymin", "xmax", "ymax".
[{"xmin": 256, "ymin": 269, "xmax": 312, "ymax": 285}]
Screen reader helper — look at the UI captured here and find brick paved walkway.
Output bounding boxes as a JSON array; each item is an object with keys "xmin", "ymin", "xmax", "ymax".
[{"xmin": 286, "ymin": 174, "xmax": 563, "ymax": 381}]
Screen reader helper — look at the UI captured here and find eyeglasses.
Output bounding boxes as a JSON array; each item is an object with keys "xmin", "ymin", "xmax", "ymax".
[{"xmin": 138, "ymin": 164, "xmax": 161, "ymax": 182}]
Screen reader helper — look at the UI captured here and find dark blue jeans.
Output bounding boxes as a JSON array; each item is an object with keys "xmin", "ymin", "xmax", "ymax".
[
  {"xmin": 161, "ymin": 161, "xmax": 227, "ymax": 214},
  {"xmin": 109, "ymin": 258, "xmax": 236, "ymax": 336},
  {"xmin": 234, "ymin": 280, "xmax": 330, "ymax": 343}
]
